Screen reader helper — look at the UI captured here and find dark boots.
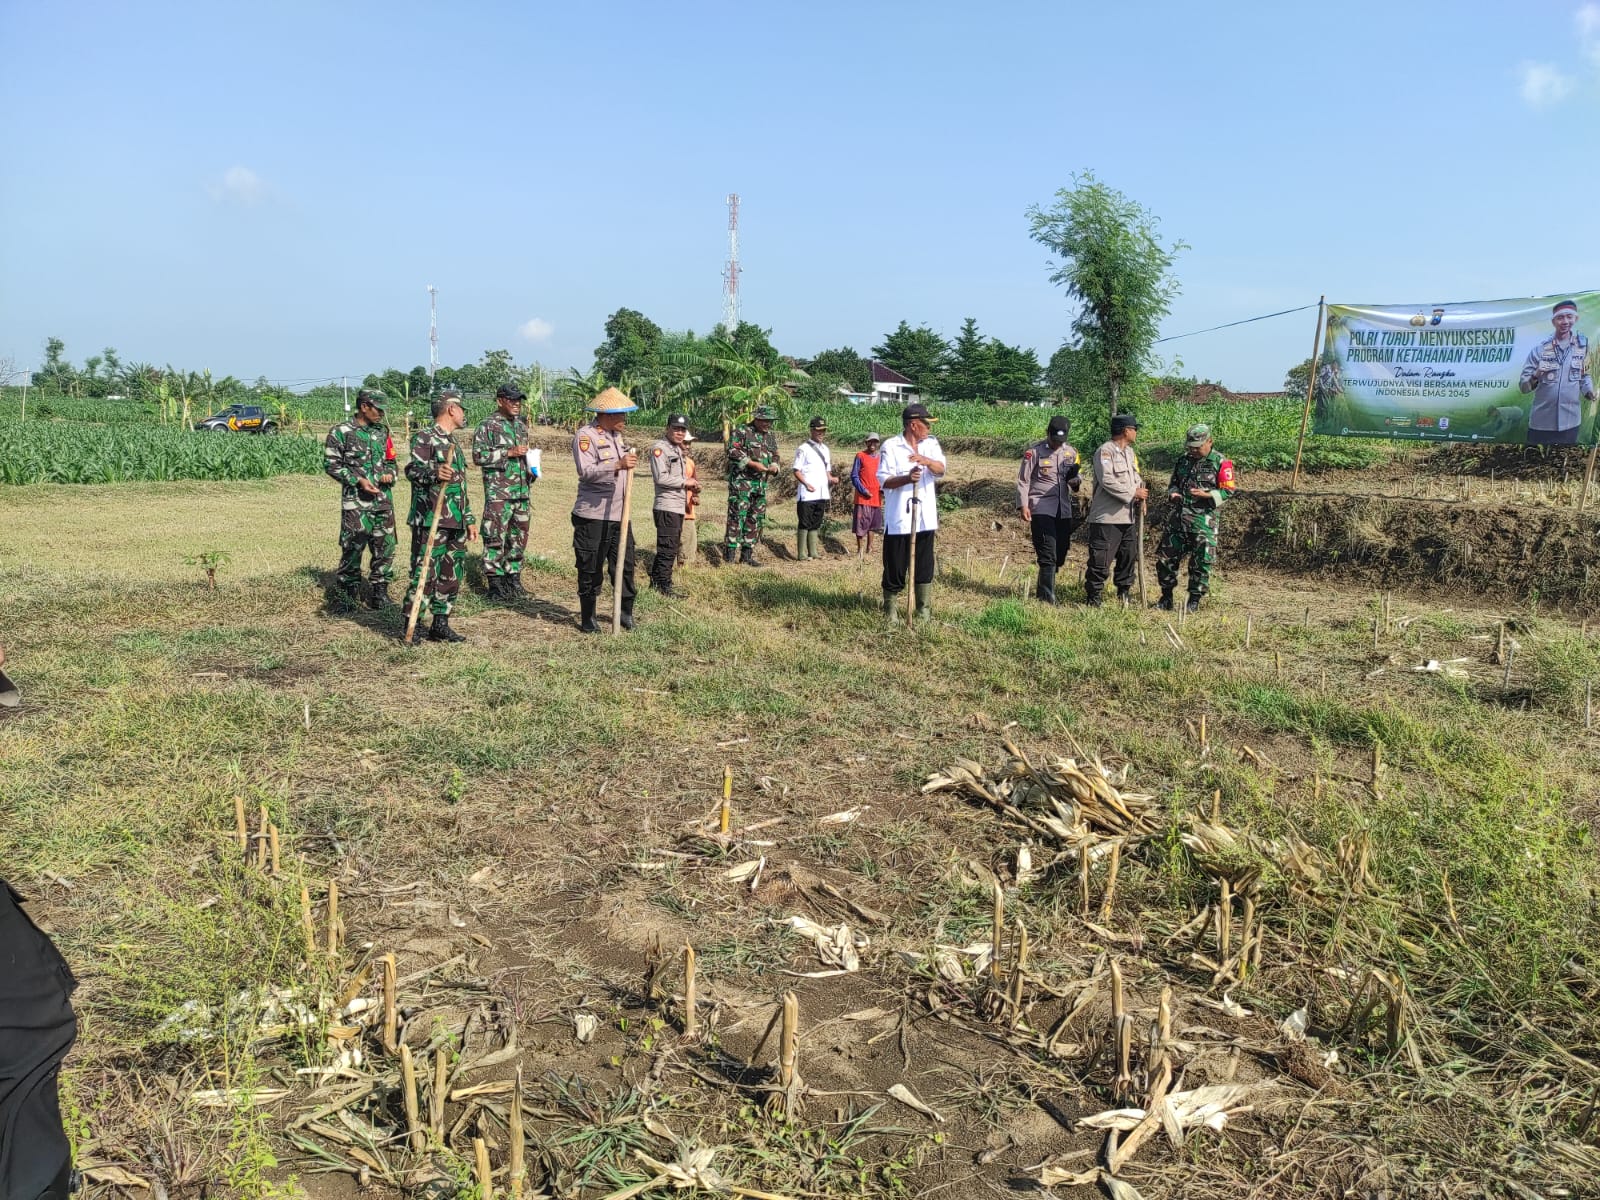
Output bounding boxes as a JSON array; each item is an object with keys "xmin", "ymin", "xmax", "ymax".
[
  {"xmin": 578, "ymin": 595, "xmax": 599, "ymax": 633},
  {"xmin": 1035, "ymin": 565, "xmax": 1057, "ymax": 605},
  {"xmin": 367, "ymin": 583, "xmax": 392, "ymax": 611},
  {"xmin": 1155, "ymin": 589, "xmax": 1175, "ymax": 611},
  {"xmin": 620, "ymin": 599, "xmax": 635, "ymax": 631},
  {"xmin": 722, "ymin": 545, "xmax": 736, "ymax": 565},
  {"xmin": 740, "ymin": 545, "xmax": 758, "ymax": 567},
  {"xmin": 428, "ymin": 615, "xmax": 466, "ymax": 643},
  {"xmin": 1185, "ymin": 595, "xmax": 1202, "ymax": 614}
]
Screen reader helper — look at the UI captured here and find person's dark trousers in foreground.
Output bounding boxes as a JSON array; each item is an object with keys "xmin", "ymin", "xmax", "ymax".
[
  {"xmin": 650, "ymin": 511, "xmax": 682, "ymax": 592},
  {"xmin": 881, "ymin": 531, "xmax": 936, "ymax": 595},
  {"xmin": 1083, "ymin": 522, "xmax": 1136, "ymax": 603},
  {"xmin": 572, "ymin": 515, "xmax": 637, "ymax": 630},
  {"xmin": 1, "ymin": 881, "xmax": 78, "ymax": 1200},
  {"xmin": 1030, "ymin": 513, "xmax": 1073, "ymax": 602},
  {"xmin": 1527, "ymin": 426, "xmax": 1580, "ymax": 445}
]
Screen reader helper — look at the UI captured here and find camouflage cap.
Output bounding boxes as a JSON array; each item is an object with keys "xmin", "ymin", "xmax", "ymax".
[
  {"xmin": 1185, "ymin": 423, "xmax": 1212, "ymax": 447},
  {"xmin": 438, "ymin": 383, "xmax": 464, "ymax": 401},
  {"xmin": 355, "ymin": 388, "xmax": 386, "ymax": 411},
  {"xmin": 751, "ymin": 405, "xmax": 777, "ymax": 422}
]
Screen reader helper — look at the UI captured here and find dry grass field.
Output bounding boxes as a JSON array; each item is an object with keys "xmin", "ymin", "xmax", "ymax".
[{"xmin": 3, "ymin": 452, "xmax": 1599, "ymax": 1200}]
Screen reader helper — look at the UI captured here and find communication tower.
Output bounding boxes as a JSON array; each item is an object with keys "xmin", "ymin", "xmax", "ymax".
[
  {"xmin": 721, "ymin": 194, "xmax": 740, "ymax": 332},
  {"xmin": 427, "ymin": 285, "xmax": 439, "ymax": 387}
]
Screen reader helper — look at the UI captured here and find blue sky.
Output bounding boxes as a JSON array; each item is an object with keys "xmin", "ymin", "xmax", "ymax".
[{"xmin": 2, "ymin": 0, "xmax": 1598, "ymax": 391}]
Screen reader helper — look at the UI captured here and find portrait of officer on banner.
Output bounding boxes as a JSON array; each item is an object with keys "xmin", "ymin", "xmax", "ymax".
[{"xmin": 1520, "ymin": 299, "xmax": 1595, "ymax": 446}]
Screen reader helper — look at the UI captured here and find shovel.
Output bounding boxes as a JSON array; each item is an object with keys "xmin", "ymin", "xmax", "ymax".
[{"xmin": 0, "ymin": 668, "xmax": 18, "ymax": 707}]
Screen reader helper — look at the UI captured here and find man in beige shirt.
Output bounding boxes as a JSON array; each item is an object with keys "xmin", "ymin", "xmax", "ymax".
[
  {"xmin": 1084, "ymin": 414, "xmax": 1147, "ymax": 607},
  {"xmin": 571, "ymin": 387, "xmax": 640, "ymax": 632}
]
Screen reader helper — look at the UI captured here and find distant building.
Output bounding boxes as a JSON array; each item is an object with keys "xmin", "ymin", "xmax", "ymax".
[{"xmin": 869, "ymin": 360, "xmax": 919, "ymax": 406}]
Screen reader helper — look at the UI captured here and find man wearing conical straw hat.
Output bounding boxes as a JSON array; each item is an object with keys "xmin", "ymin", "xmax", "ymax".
[{"xmin": 571, "ymin": 387, "xmax": 640, "ymax": 633}]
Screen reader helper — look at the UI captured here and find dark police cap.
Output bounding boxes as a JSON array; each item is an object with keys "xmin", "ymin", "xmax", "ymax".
[
  {"xmin": 666, "ymin": 413, "xmax": 690, "ymax": 430},
  {"xmin": 1110, "ymin": 414, "xmax": 1140, "ymax": 435},
  {"xmin": 1047, "ymin": 414, "xmax": 1070, "ymax": 439},
  {"xmin": 901, "ymin": 402, "xmax": 936, "ymax": 423},
  {"xmin": 496, "ymin": 382, "xmax": 526, "ymax": 401}
]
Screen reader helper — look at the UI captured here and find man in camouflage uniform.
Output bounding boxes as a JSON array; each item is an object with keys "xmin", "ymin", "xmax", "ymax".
[
  {"xmin": 472, "ymin": 381, "xmax": 534, "ymax": 601},
  {"xmin": 723, "ymin": 405, "xmax": 779, "ymax": 565},
  {"xmin": 403, "ymin": 388, "xmax": 477, "ymax": 644},
  {"xmin": 1155, "ymin": 423, "xmax": 1236, "ymax": 613},
  {"xmin": 323, "ymin": 388, "xmax": 398, "ymax": 609}
]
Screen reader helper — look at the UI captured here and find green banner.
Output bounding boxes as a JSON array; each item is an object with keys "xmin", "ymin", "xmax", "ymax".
[{"xmin": 1313, "ymin": 292, "xmax": 1599, "ymax": 445}]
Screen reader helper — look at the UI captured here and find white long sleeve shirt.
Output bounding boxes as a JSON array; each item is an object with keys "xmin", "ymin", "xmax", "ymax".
[{"xmin": 876, "ymin": 433, "xmax": 944, "ymax": 535}]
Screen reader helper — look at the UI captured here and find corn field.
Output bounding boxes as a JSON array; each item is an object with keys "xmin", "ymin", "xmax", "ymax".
[
  {"xmin": 0, "ymin": 422, "xmax": 323, "ymax": 484},
  {"xmin": 633, "ymin": 396, "xmax": 1394, "ymax": 471}
]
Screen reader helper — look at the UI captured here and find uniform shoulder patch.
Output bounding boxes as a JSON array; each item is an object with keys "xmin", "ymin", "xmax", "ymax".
[
  {"xmin": 653, "ymin": 446, "xmax": 663, "ymax": 457},
  {"xmin": 579, "ymin": 436, "xmax": 591, "ymax": 452},
  {"xmin": 1023, "ymin": 449, "xmax": 1033, "ymax": 459}
]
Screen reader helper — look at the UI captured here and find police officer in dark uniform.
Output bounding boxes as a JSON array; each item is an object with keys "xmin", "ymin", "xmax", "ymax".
[
  {"xmin": 1016, "ymin": 414, "xmax": 1081, "ymax": 604},
  {"xmin": 1, "ymin": 880, "xmax": 77, "ymax": 1200}
]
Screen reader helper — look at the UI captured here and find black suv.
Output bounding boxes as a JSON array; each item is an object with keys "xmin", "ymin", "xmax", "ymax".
[{"xmin": 196, "ymin": 404, "xmax": 278, "ymax": 434}]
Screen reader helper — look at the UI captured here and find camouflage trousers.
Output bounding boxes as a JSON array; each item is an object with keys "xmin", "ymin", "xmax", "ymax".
[
  {"xmin": 404, "ymin": 525, "xmax": 468, "ymax": 616},
  {"xmin": 724, "ymin": 482, "xmax": 768, "ymax": 550},
  {"xmin": 480, "ymin": 495, "xmax": 531, "ymax": 578},
  {"xmin": 1155, "ymin": 513, "xmax": 1218, "ymax": 598},
  {"xmin": 336, "ymin": 502, "xmax": 396, "ymax": 588}
]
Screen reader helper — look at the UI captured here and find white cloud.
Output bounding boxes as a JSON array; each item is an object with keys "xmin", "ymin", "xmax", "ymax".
[
  {"xmin": 208, "ymin": 166, "xmax": 267, "ymax": 205},
  {"xmin": 1581, "ymin": 3, "xmax": 1600, "ymax": 63},
  {"xmin": 518, "ymin": 317, "xmax": 554, "ymax": 342},
  {"xmin": 1518, "ymin": 61, "xmax": 1574, "ymax": 107}
]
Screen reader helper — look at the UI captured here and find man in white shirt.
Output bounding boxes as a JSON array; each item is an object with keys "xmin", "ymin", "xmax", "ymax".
[
  {"xmin": 792, "ymin": 416, "xmax": 838, "ymax": 561},
  {"xmin": 876, "ymin": 403, "xmax": 946, "ymax": 624}
]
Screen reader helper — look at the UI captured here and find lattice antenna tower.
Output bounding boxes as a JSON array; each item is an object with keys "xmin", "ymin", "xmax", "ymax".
[
  {"xmin": 427, "ymin": 285, "xmax": 439, "ymax": 387},
  {"xmin": 721, "ymin": 193, "xmax": 740, "ymax": 332}
]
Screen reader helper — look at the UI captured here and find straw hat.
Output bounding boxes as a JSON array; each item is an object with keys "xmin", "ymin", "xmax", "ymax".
[{"xmin": 588, "ymin": 386, "xmax": 637, "ymax": 414}]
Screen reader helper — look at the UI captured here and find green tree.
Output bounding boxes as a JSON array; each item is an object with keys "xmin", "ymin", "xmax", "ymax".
[
  {"xmin": 794, "ymin": 372, "xmax": 849, "ymax": 409},
  {"xmin": 805, "ymin": 347, "xmax": 871, "ymax": 393},
  {"xmin": 35, "ymin": 337, "xmax": 77, "ymax": 394},
  {"xmin": 1283, "ymin": 358, "xmax": 1312, "ymax": 399},
  {"xmin": 942, "ymin": 318, "xmax": 991, "ymax": 403},
  {"xmin": 986, "ymin": 339, "xmax": 1045, "ymax": 405},
  {"xmin": 871, "ymin": 321, "xmax": 950, "ymax": 397},
  {"xmin": 1027, "ymin": 171, "xmax": 1186, "ymax": 421},
  {"xmin": 594, "ymin": 307, "xmax": 664, "ymax": 383}
]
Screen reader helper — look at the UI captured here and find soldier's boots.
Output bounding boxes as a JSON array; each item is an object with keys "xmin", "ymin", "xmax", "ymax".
[
  {"xmin": 332, "ymin": 584, "xmax": 360, "ymax": 610},
  {"xmin": 1155, "ymin": 590, "xmax": 1175, "ymax": 611},
  {"xmin": 368, "ymin": 584, "xmax": 392, "ymax": 611},
  {"xmin": 722, "ymin": 545, "xmax": 736, "ymax": 565},
  {"xmin": 489, "ymin": 576, "xmax": 516, "ymax": 601},
  {"xmin": 914, "ymin": 583, "xmax": 933, "ymax": 622},
  {"xmin": 1185, "ymin": 596, "xmax": 1202, "ymax": 614},
  {"xmin": 578, "ymin": 595, "xmax": 600, "ymax": 634},
  {"xmin": 1116, "ymin": 589, "xmax": 1132, "ymax": 606},
  {"xmin": 428, "ymin": 615, "xmax": 467, "ymax": 643},
  {"xmin": 740, "ymin": 546, "xmax": 759, "ymax": 567},
  {"xmin": 620, "ymin": 599, "xmax": 636, "ymax": 631},
  {"xmin": 509, "ymin": 574, "xmax": 527, "ymax": 596},
  {"xmin": 882, "ymin": 590, "xmax": 902, "ymax": 627},
  {"xmin": 1083, "ymin": 590, "xmax": 1104, "ymax": 608}
]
